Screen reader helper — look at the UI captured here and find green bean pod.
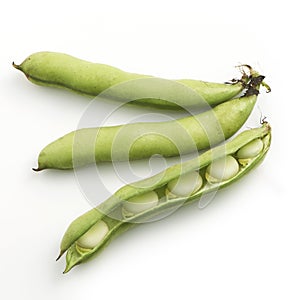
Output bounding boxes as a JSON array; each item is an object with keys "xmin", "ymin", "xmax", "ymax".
[
  {"xmin": 13, "ymin": 52, "xmax": 248, "ymax": 109},
  {"xmin": 33, "ymin": 73, "xmax": 265, "ymax": 171},
  {"xmin": 57, "ymin": 122, "xmax": 271, "ymax": 273}
]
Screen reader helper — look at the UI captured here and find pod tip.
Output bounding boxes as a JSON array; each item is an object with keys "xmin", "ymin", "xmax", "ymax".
[
  {"xmin": 12, "ymin": 62, "xmax": 21, "ymax": 70},
  {"xmin": 63, "ymin": 264, "xmax": 73, "ymax": 274},
  {"xmin": 56, "ymin": 251, "xmax": 64, "ymax": 261},
  {"xmin": 32, "ymin": 167, "xmax": 43, "ymax": 172}
]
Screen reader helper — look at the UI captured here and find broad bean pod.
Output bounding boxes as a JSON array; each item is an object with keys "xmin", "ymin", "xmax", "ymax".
[
  {"xmin": 34, "ymin": 73, "xmax": 265, "ymax": 171},
  {"xmin": 58, "ymin": 122, "xmax": 271, "ymax": 273},
  {"xmin": 13, "ymin": 52, "xmax": 248, "ymax": 109}
]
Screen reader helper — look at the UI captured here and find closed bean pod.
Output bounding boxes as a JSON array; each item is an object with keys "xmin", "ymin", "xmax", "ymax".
[
  {"xmin": 34, "ymin": 73, "xmax": 265, "ymax": 171},
  {"xmin": 13, "ymin": 51, "xmax": 248, "ymax": 110},
  {"xmin": 57, "ymin": 122, "xmax": 271, "ymax": 273}
]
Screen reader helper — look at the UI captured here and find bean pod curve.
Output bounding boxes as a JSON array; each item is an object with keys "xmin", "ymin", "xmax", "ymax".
[
  {"xmin": 57, "ymin": 122, "xmax": 271, "ymax": 273},
  {"xmin": 13, "ymin": 51, "xmax": 249, "ymax": 110}
]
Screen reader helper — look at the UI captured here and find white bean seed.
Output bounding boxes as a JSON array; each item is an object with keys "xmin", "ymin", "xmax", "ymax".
[
  {"xmin": 167, "ymin": 171, "xmax": 203, "ymax": 197},
  {"xmin": 237, "ymin": 138, "xmax": 264, "ymax": 159},
  {"xmin": 206, "ymin": 155, "xmax": 239, "ymax": 183},
  {"xmin": 76, "ymin": 220, "xmax": 109, "ymax": 249},
  {"xmin": 123, "ymin": 191, "xmax": 159, "ymax": 216}
]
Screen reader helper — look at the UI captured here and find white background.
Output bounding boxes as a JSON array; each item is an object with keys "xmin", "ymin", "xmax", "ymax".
[{"xmin": 1, "ymin": 1, "xmax": 299, "ymax": 299}]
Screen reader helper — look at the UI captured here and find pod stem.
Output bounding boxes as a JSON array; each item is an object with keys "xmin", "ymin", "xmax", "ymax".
[
  {"xmin": 237, "ymin": 64, "xmax": 271, "ymax": 95},
  {"xmin": 243, "ymin": 75, "xmax": 265, "ymax": 97},
  {"xmin": 262, "ymin": 81, "xmax": 271, "ymax": 93},
  {"xmin": 226, "ymin": 65, "xmax": 250, "ymax": 87}
]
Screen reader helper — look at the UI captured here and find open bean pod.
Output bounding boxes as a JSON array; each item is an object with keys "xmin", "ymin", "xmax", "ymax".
[{"xmin": 58, "ymin": 122, "xmax": 271, "ymax": 273}]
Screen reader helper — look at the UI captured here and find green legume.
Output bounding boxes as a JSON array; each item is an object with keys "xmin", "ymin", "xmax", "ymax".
[
  {"xmin": 34, "ymin": 80, "xmax": 263, "ymax": 171},
  {"xmin": 13, "ymin": 51, "xmax": 248, "ymax": 110},
  {"xmin": 57, "ymin": 122, "xmax": 271, "ymax": 273},
  {"xmin": 33, "ymin": 71, "xmax": 265, "ymax": 171}
]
